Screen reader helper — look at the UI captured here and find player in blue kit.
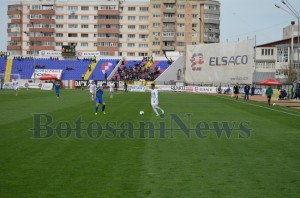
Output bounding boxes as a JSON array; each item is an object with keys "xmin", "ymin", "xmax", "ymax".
[
  {"xmin": 95, "ymin": 84, "xmax": 106, "ymax": 115},
  {"xmin": 54, "ymin": 81, "xmax": 61, "ymax": 98}
]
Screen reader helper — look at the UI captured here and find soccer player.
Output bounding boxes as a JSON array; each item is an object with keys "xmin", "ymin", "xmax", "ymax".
[
  {"xmin": 54, "ymin": 81, "xmax": 61, "ymax": 98},
  {"xmin": 150, "ymin": 83, "xmax": 164, "ymax": 116},
  {"xmin": 108, "ymin": 80, "xmax": 114, "ymax": 98},
  {"xmin": 233, "ymin": 83, "xmax": 240, "ymax": 100},
  {"xmin": 95, "ymin": 85, "xmax": 106, "ymax": 115},
  {"xmin": 266, "ymin": 85, "xmax": 273, "ymax": 106},
  {"xmin": 12, "ymin": 80, "xmax": 19, "ymax": 96},
  {"xmin": 87, "ymin": 81, "xmax": 96, "ymax": 101}
]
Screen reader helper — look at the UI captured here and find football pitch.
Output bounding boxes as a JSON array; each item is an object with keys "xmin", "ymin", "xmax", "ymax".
[{"xmin": 0, "ymin": 89, "xmax": 300, "ymax": 197}]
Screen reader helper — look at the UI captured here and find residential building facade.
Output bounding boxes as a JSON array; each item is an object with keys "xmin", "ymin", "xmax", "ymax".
[{"xmin": 7, "ymin": 0, "xmax": 220, "ymax": 57}]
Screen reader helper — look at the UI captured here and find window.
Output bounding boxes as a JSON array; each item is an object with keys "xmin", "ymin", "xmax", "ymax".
[
  {"xmin": 68, "ymin": 6, "xmax": 78, "ymax": 11},
  {"xmin": 81, "ymin": 6, "xmax": 89, "ymax": 11},
  {"xmin": 139, "ymin": 7, "xmax": 148, "ymax": 12},
  {"xmin": 81, "ymin": 34, "xmax": 88, "ymax": 38},
  {"xmin": 94, "ymin": 6, "xmax": 98, "ymax": 11},
  {"xmin": 68, "ymin": 33, "xmax": 77, "ymax": 37},
  {"xmin": 153, "ymin": 32, "xmax": 161, "ymax": 36},
  {"xmin": 56, "ymin": 33, "xmax": 63, "ymax": 37},
  {"xmin": 68, "ymin": 24, "xmax": 78, "ymax": 28},
  {"xmin": 68, "ymin": 15, "xmax": 78, "ymax": 20},
  {"xmin": 56, "ymin": 42, "xmax": 63, "ymax": 46},
  {"xmin": 262, "ymin": 48, "xmax": 274, "ymax": 56},
  {"xmin": 163, "ymin": 32, "xmax": 175, "ymax": 37},
  {"xmin": 177, "ymin": 5, "xmax": 185, "ymax": 9},
  {"xmin": 192, "ymin": 5, "xmax": 197, "ymax": 9},
  {"xmin": 153, "ymin": 23, "xmax": 160, "ymax": 28},
  {"xmin": 81, "ymin": 24, "xmax": 89, "ymax": 29},
  {"xmin": 139, "ymin": 25, "xmax": 148, "ymax": 30},
  {"xmin": 139, "ymin": 44, "xmax": 148, "ymax": 48},
  {"xmin": 152, "ymin": 51, "xmax": 160, "ymax": 55},
  {"xmin": 128, "ymin": 43, "xmax": 135, "ymax": 47},
  {"xmin": 128, "ymin": 52, "xmax": 135, "ymax": 56},
  {"xmin": 81, "ymin": 16, "xmax": 89, "ymax": 20},
  {"xmin": 177, "ymin": 14, "xmax": 185, "ymax": 18},
  {"xmin": 192, "ymin": 24, "xmax": 197, "ymax": 28},
  {"xmin": 153, "ymin": 14, "xmax": 160, "ymax": 18},
  {"xmin": 176, "ymin": 42, "xmax": 184, "ymax": 46},
  {"xmin": 165, "ymin": 4, "xmax": 173, "ymax": 9},
  {"xmin": 81, "ymin": 43, "xmax": 88, "ymax": 47},
  {"xmin": 139, "ymin": 16, "xmax": 149, "ymax": 21},
  {"xmin": 164, "ymin": 13, "xmax": 173, "ymax": 18},
  {"xmin": 128, "ymin": 34, "xmax": 135, "ymax": 38},
  {"xmin": 139, "ymin": 34, "xmax": 148, "ymax": 39},
  {"xmin": 153, "ymin": 41, "xmax": 160, "ymax": 46},
  {"xmin": 128, "ymin": 16, "xmax": 136, "ymax": 21},
  {"xmin": 204, "ymin": 14, "xmax": 220, "ymax": 20},
  {"xmin": 153, "ymin": 4, "xmax": 160, "ymax": 9},
  {"xmin": 177, "ymin": 32, "xmax": 184, "ymax": 37},
  {"xmin": 128, "ymin": 7, "xmax": 136, "ymax": 11},
  {"xmin": 56, "ymin": 24, "xmax": 63, "ymax": 28},
  {"xmin": 204, "ymin": 5, "xmax": 219, "ymax": 10},
  {"xmin": 128, "ymin": 25, "xmax": 136, "ymax": 30},
  {"xmin": 56, "ymin": 15, "xmax": 64, "ymax": 20},
  {"xmin": 192, "ymin": 14, "xmax": 198, "ymax": 19},
  {"xmin": 177, "ymin": 23, "xmax": 184, "ymax": 28}
]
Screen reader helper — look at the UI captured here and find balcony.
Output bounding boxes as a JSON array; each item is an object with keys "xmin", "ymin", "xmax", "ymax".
[
  {"xmin": 30, "ymin": 19, "xmax": 55, "ymax": 24},
  {"xmin": 30, "ymin": 10, "xmax": 55, "ymax": 15},
  {"xmin": 98, "ymin": 10, "xmax": 119, "ymax": 15},
  {"xmin": 7, "ymin": 45, "xmax": 21, "ymax": 50},
  {"xmin": 162, "ymin": 36, "xmax": 175, "ymax": 42},
  {"xmin": 97, "ymin": 19, "xmax": 119, "ymax": 25},
  {"xmin": 29, "ymin": 28, "xmax": 55, "ymax": 33},
  {"xmin": 162, "ymin": 46, "xmax": 175, "ymax": 51},
  {"xmin": 97, "ymin": 28, "xmax": 120, "ymax": 34},
  {"xmin": 97, "ymin": 38, "xmax": 119, "ymax": 43},
  {"xmin": 29, "ymin": 46, "xmax": 55, "ymax": 51},
  {"xmin": 163, "ymin": 8, "xmax": 176, "ymax": 13},
  {"xmin": 11, "ymin": 19, "xmax": 21, "ymax": 23},
  {"xmin": 163, "ymin": 18, "xmax": 176, "ymax": 23},
  {"xmin": 163, "ymin": 0, "xmax": 176, "ymax": 3},
  {"xmin": 29, "ymin": 37, "xmax": 55, "ymax": 42},
  {"xmin": 204, "ymin": 37, "xmax": 219, "ymax": 43},
  {"xmin": 163, "ymin": 26, "xmax": 175, "ymax": 32},
  {"xmin": 7, "ymin": 9, "xmax": 21, "ymax": 15},
  {"xmin": 10, "ymin": 37, "xmax": 21, "ymax": 42}
]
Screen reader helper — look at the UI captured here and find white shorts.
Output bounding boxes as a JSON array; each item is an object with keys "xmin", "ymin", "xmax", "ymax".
[{"xmin": 151, "ymin": 102, "xmax": 158, "ymax": 108}]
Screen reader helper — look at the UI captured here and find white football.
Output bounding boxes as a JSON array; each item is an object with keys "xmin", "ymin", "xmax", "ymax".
[
  {"xmin": 273, "ymin": 103, "xmax": 276, "ymax": 106},
  {"xmin": 139, "ymin": 110, "xmax": 144, "ymax": 115}
]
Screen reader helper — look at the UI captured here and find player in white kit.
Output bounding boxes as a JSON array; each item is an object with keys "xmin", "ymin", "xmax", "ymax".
[
  {"xmin": 87, "ymin": 81, "xmax": 96, "ymax": 101},
  {"xmin": 109, "ymin": 81, "xmax": 114, "ymax": 98},
  {"xmin": 150, "ymin": 83, "xmax": 164, "ymax": 116},
  {"xmin": 12, "ymin": 80, "xmax": 19, "ymax": 96}
]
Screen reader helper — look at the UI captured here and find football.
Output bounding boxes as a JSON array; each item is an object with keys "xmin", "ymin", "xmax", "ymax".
[
  {"xmin": 273, "ymin": 103, "xmax": 276, "ymax": 106},
  {"xmin": 139, "ymin": 110, "xmax": 144, "ymax": 115}
]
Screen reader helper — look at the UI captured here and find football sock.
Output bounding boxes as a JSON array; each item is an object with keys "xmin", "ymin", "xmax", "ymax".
[
  {"xmin": 96, "ymin": 106, "xmax": 99, "ymax": 112},
  {"xmin": 102, "ymin": 105, "xmax": 106, "ymax": 112}
]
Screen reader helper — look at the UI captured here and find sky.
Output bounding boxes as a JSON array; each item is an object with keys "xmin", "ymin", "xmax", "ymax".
[{"xmin": 1, "ymin": 0, "xmax": 299, "ymax": 51}]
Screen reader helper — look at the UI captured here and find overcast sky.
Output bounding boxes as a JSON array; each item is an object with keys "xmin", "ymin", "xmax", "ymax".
[{"xmin": 1, "ymin": 0, "xmax": 299, "ymax": 51}]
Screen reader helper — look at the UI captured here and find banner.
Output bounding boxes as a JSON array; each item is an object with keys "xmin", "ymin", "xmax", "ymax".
[
  {"xmin": 40, "ymin": 51, "xmax": 62, "ymax": 57},
  {"xmin": 185, "ymin": 40, "xmax": 255, "ymax": 85},
  {"xmin": 31, "ymin": 69, "xmax": 63, "ymax": 80}
]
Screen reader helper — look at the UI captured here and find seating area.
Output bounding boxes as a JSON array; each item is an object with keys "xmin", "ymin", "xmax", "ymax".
[
  {"xmin": 89, "ymin": 59, "xmax": 120, "ymax": 81},
  {"xmin": 0, "ymin": 57, "xmax": 6, "ymax": 74},
  {"xmin": 9, "ymin": 58, "xmax": 120, "ymax": 80},
  {"xmin": 112, "ymin": 59, "xmax": 170, "ymax": 81}
]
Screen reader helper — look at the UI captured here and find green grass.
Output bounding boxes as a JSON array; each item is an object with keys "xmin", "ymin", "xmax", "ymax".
[{"xmin": 0, "ymin": 89, "xmax": 300, "ymax": 197}]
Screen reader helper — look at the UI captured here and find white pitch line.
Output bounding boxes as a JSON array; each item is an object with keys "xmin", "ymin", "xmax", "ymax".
[{"xmin": 214, "ymin": 95, "xmax": 300, "ymax": 117}]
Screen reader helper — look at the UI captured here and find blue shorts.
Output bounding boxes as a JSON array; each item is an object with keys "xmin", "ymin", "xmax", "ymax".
[
  {"xmin": 55, "ymin": 89, "xmax": 60, "ymax": 94},
  {"xmin": 95, "ymin": 98, "xmax": 105, "ymax": 104}
]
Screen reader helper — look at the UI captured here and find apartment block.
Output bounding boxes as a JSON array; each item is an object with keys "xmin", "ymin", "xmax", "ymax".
[{"xmin": 7, "ymin": 0, "xmax": 220, "ymax": 57}]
